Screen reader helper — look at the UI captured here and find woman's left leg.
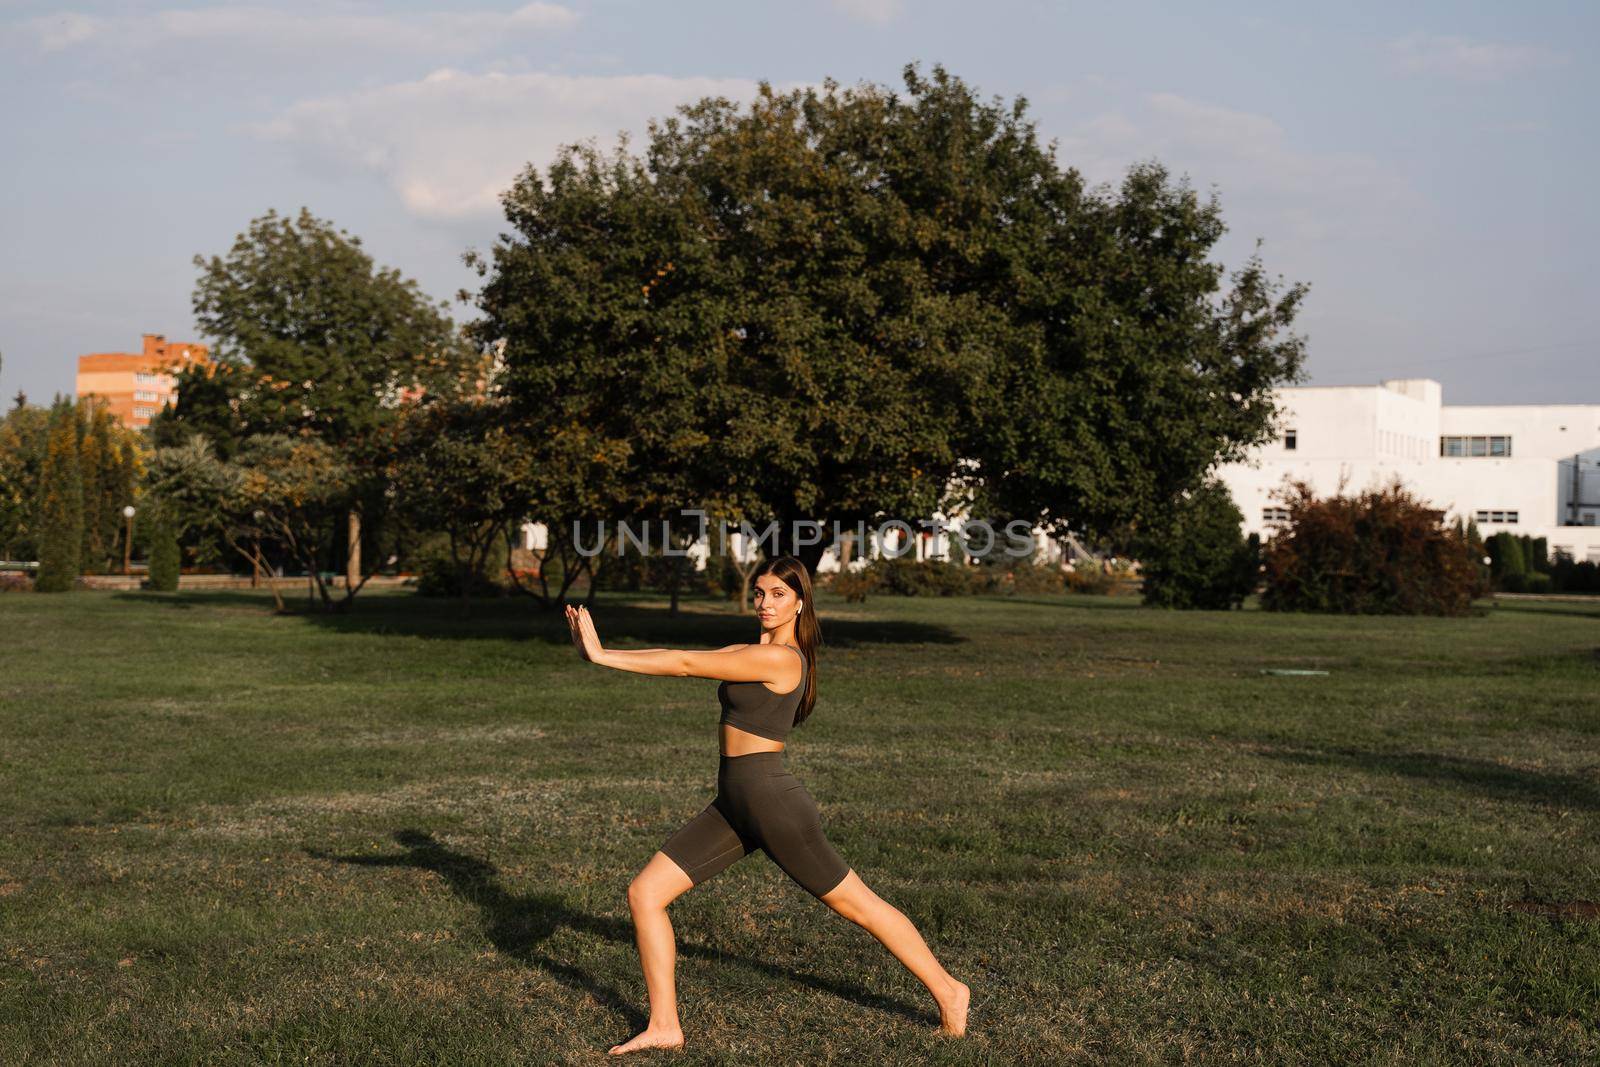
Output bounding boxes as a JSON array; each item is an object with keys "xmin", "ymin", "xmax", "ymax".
[
  {"xmin": 818, "ymin": 871, "xmax": 970, "ymax": 1036},
  {"xmin": 757, "ymin": 779, "xmax": 971, "ymax": 1036}
]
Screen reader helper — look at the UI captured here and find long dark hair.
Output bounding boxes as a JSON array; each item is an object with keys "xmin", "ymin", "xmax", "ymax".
[{"xmin": 754, "ymin": 555, "xmax": 820, "ymax": 729}]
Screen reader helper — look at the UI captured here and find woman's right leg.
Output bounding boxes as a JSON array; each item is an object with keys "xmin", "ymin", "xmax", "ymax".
[
  {"xmin": 611, "ymin": 801, "xmax": 755, "ymax": 1056},
  {"xmin": 611, "ymin": 852, "xmax": 692, "ymax": 1055}
]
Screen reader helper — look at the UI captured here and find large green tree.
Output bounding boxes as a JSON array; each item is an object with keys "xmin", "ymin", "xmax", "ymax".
[
  {"xmin": 153, "ymin": 206, "xmax": 485, "ymax": 601},
  {"xmin": 466, "ymin": 63, "xmax": 1307, "ymax": 574}
]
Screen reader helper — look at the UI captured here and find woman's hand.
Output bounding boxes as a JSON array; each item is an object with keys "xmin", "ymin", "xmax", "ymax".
[{"xmin": 565, "ymin": 603, "xmax": 604, "ymax": 663}]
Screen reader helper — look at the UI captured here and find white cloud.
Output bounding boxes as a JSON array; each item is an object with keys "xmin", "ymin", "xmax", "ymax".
[
  {"xmin": 830, "ymin": 0, "xmax": 905, "ymax": 25},
  {"xmin": 1048, "ymin": 90, "xmax": 1422, "ymax": 247},
  {"xmin": 19, "ymin": 3, "xmax": 578, "ymax": 54},
  {"xmin": 245, "ymin": 69, "xmax": 811, "ymax": 221},
  {"xmin": 1384, "ymin": 33, "xmax": 1567, "ymax": 81},
  {"xmin": 25, "ymin": 11, "xmax": 105, "ymax": 50}
]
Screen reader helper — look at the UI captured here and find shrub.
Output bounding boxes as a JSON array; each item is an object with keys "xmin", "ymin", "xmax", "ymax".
[
  {"xmin": 1526, "ymin": 536, "xmax": 1550, "ymax": 573},
  {"xmin": 1064, "ymin": 564, "xmax": 1117, "ymax": 595},
  {"xmin": 1060, "ymin": 558, "xmax": 1142, "ymax": 596},
  {"xmin": 1007, "ymin": 559, "xmax": 1068, "ymax": 595},
  {"xmin": 1486, "ymin": 531, "xmax": 1527, "ymax": 585},
  {"xmin": 1515, "ymin": 572, "xmax": 1554, "ymax": 594},
  {"xmin": 1260, "ymin": 477, "xmax": 1489, "ymax": 616},
  {"xmin": 1487, "ymin": 532, "xmax": 1562, "ymax": 591},
  {"xmin": 1550, "ymin": 557, "xmax": 1600, "ymax": 594},
  {"xmin": 1134, "ymin": 478, "xmax": 1260, "ymax": 610},
  {"xmin": 869, "ymin": 556, "xmax": 986, "ymax": 596},
  {"xmin": 828, "ymin": 567, "xmax": 881, "ymax": 602},
  {"xmin": 413, "ymin": 529, "xmax": 508, "ymax": 598},
  {"xmin": 596, "ymin": 548, "xmax": 721, "ymax": 598},
  {"xmin": 824, "ymin": 556, "xmax": 1094, "ymax": 599},
  {"xmin": 145, "ymin": 515, "xmax": 181, "ymax": 592}
]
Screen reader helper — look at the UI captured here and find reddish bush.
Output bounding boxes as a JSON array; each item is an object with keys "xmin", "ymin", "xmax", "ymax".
[{"xmin": 1260, "ymin": 477, "xmax": 1489, "ymax": 616}]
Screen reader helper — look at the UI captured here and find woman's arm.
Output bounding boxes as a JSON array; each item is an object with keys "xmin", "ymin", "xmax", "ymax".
[
  {"xmin": 597, "ymin": 644, "xmax": 788, "ymax": 683},
  {"xmin": 604, "ymin": 644, "xmax": 746, "ymax": 656},
  {"xmin": 566, "ymin": 606, "xmax": 777, "ymax": 682}
]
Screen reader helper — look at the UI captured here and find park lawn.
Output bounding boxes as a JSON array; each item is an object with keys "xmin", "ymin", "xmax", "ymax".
[{"xmin": 0, "ymin": 585, "xmax": 1596, "ymax": 1065}]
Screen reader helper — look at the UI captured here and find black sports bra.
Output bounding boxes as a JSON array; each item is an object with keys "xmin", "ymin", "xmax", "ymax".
[{"xmin": 718, "ymin": 644, "xmax": 806, "ymax": 743}]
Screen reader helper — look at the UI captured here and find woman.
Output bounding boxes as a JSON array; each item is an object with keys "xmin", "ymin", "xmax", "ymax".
[{"xmin": 564, "ymin": 554, "xmax": 971, "ymax": 1056}]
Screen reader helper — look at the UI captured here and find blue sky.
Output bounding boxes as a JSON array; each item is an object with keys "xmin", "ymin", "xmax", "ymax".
[{"xmin": 2, "ymin": 1, "xmax": 1594, "ymax": 407}]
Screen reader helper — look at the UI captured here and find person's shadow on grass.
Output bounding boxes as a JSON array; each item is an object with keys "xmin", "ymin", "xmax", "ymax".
[{"xmin": 304, "ymin": 829, "xmax": 927, "ymax": 1033}]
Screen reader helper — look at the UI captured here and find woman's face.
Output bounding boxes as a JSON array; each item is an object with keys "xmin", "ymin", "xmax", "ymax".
[{"xmin": 753, "ymin": 574, "xmax": 801, "ymax": 631}]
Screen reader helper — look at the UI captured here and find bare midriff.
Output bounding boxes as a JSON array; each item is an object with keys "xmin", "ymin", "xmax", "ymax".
[{"xmin": 720, "ymin": 723, "xmax": 785, "ymax": 757}]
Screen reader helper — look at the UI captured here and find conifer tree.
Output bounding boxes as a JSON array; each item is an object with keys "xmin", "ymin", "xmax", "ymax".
[
  {"xmin": 78, "ymin": 401, "xmax": 107, "ymax": 573},
  {"xmin": 34, "ymin": 400, "xmax": 84, "ymax": 592},
  {"xmin": 146, "ymin": 512, "xmax": 181, "ymax": 592}
]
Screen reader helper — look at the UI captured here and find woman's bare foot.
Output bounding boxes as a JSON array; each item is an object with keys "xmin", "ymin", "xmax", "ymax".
[
  {"xmin": 607, "ymin": 1023, "xmax": 684, "ymax": 1055},
  {"xmin": 937, "ymin": 978, "xmax": 970, "ymax": 1037}
]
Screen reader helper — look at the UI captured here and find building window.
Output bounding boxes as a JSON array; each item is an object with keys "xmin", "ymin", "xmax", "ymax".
[
  {"xmin": 1263, "ymin": 506, "xmax": 1291, "ymax": 524},
  {"xmin": 1284, "ymin": 429, "xmax": 1297, "ymax": 451},
  {"xmin": 1441, "ymin": 435, "xmax": 1511, "ymax": 458},
  {"xmin": 1473, "ymin": 510, "xmax": 1519, "ymax": 524},
  {"xmin": 134, "ymin": 389, "xmax": 158, "ymax": 402},
  {"xmin": 133, "ymin": 406, "xmax": 154, "ymax": 418},
  {"xmin": 134, "ymin": 371, "xmax": 158, "ymax": 385}
]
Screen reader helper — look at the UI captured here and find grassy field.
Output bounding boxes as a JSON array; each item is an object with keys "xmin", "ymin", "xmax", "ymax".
[{"xmin": 1, "ymin": 586, "xmax": 1596, "ymax": 1065}]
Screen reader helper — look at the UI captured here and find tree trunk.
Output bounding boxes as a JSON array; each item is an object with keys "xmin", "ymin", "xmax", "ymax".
[{"xmin": 345, "ymin": 508, "xmax": 361, "ymax": 593}]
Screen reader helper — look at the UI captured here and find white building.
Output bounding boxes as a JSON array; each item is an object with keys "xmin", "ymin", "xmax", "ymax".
[{"xmin": 1212, "ymin": 378, "xmax": 1600, "ymax": 564}]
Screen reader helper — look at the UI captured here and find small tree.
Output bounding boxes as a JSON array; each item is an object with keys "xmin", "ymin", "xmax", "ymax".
[
  {"xmin": 143, "ymin": 433, "xmax": 280, "ymax": 607},
  {"xmin": 387, "ymin": 398, "xmax": 521, "ymax": 616},
  {"xmin": 1260, "ymin": 477, "xmax": 1488, "ymax": 616},
  {"xmin": 1486, "ymin": 531, "xmax": 1527, "ymax": 586},
  {"xmin": 0, "ymin": 400, "xmax": 52, "ymax": 561},
  {"xmin": 33, "ymin": 401, "xmax": 84, "ymax": 592},
  {"xmin": 1134, "ymin": 477, "xmax": 1260, "ymax": 610},
  {"xmin": 145, "ymin": 511, "xmax": 181, "ymax": 591},
  {"xmin": 231, "ymin": 434, "xmax": 356, "ymax": 611},
  {"xmin": 75, "ymin": 399, "xmax": 141, "ymax": 575}
]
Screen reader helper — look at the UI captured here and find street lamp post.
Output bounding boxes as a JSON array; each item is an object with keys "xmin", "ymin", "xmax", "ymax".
[{"xmin": 122, "ymin": 505, "xmax": 136, "ymax": 576}]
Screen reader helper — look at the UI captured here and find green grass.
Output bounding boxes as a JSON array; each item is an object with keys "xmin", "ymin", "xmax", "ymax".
[{"xmin": 1, "ymin": 587, "xmax": 1597, "ymax": 1064}]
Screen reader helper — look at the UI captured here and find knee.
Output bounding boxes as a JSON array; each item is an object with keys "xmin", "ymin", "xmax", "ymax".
[{"xmin": 627, "ymin": 876, "xmax": 663, "ymax": 912}]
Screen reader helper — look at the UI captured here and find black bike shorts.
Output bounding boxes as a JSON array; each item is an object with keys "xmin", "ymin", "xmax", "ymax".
[{"xmin": 660, "ymin": 750, "xmax": 850, "ymax": 899}]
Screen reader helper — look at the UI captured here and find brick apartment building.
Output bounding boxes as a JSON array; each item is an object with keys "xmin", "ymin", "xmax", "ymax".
[{"xmin": 76, "ymin": 333, "xmax": 211, "ymax": 430}]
